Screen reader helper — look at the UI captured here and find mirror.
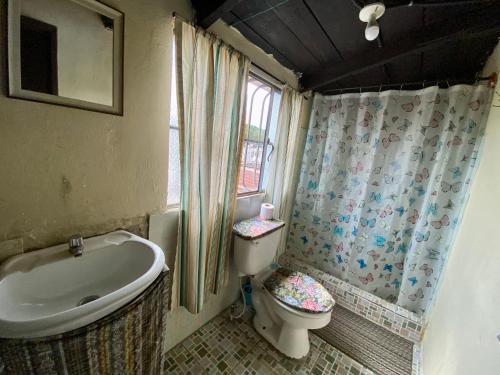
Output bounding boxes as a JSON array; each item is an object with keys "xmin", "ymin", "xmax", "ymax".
[{"xmin": 7, "ymin": 0, "xmax": 123, "ymax": 115}]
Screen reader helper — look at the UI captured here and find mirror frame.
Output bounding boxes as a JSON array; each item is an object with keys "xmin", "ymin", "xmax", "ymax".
[{"xmin": 7, "ymin": 0, "xmax": 124, "ymax": 115}]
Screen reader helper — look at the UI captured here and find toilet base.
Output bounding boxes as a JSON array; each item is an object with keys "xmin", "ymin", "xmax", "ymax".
[
  {"xmin": 253, "ymin": 314, "xmax": 310, "ymax": 359},
  {"xmin": 250, "ymin": 273, "xmax": 332, "ymax": 359},
  {"xmin": 252, "ymin": 286, "xmax": 312, "ymax": 359}
]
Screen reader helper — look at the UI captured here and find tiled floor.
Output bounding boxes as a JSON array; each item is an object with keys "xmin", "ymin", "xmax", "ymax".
[{"xmin": 162, "ymin": 307, "xmax": 374, "ymax": 375}]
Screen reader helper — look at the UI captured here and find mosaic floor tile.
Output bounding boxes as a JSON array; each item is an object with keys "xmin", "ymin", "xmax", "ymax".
[{"xmin": 163, "ymin": 307, "xmax": 374, "ymax": 375}]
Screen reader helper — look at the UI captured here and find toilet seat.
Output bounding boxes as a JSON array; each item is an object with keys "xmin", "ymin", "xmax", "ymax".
[
  {"xmin": 251, "ymin": 267, "xmax": 334, "ymax": 358},
  {"xmin": 263, "ymin": 267, "xmax": 335, "ymax": 314}
]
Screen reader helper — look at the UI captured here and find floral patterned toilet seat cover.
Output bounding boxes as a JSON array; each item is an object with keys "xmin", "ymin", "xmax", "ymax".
[{"xmin": 264, "ymin": 267, "xmax": 335, "ymax": 314}]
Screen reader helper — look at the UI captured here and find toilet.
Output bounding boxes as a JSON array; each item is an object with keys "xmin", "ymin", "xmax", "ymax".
[{"xmin": 233, "ymin": 216, "xmax": 335, "ymax": 359}]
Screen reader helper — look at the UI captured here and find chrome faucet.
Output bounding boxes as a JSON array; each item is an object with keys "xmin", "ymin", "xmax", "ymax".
[{"xmin": 68, "ymin": 235, "xmax": 84, "ymax": 257}]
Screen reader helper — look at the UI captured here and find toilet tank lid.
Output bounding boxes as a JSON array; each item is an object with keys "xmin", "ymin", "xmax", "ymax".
[{"xmin": 233, "ymin": 216, "xmax": 285, "ymax": 240}]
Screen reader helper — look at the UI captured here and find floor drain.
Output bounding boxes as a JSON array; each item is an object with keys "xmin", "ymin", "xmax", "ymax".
[{"xmin": 77, "ymin": 295, "xmax": 100, "ymax": 306}]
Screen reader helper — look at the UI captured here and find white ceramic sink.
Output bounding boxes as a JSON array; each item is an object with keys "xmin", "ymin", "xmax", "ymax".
[{"xmin": 0, "ymin": 230, "xmax": 166, "ymax": 338}]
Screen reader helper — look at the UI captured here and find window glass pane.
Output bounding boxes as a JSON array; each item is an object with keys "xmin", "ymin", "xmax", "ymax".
[
  {"xmin": 237, "ymin": 76, "xmax": 273, "ymax": 195},
  {"xmin": 167, "ymin": 42, "xmax": 180, "ymax": 206},
  {"xmin": 167, "ymin": 126, "xmax": 180, "ymax": 205}
]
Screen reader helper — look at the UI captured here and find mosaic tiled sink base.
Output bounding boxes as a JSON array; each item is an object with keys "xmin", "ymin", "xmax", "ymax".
[{"xmin": 163, "ymin": 307, "xmax": 374, "ymax": 375}]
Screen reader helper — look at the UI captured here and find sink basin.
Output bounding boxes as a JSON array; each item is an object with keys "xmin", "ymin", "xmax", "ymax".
[{"xmin": 0, "ymin": 230, "xmax": 166, "ymax": 338}]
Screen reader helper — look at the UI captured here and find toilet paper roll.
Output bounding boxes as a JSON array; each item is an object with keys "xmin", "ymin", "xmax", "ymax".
[{"xmin": 260, "ymin": 203, "xmax": 274, "ymax": 220}]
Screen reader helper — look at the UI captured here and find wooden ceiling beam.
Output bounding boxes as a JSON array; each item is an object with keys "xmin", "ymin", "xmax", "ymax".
[
  {"xmin": 196, "ymin": 0, "xmax": 243, "ymax": 29},
  {"xmin": 301, "ymin": 7, "xmax": 500, "ymax": 91},
  {"xmin": 227, "ymin": 12, "xmax": 303, "ymax": 72}
]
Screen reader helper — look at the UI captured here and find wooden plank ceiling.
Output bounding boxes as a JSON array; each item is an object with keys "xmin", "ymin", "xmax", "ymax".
[{"xmin": 191, "ymin": 0, "xmax": 500, "ymax": 93}]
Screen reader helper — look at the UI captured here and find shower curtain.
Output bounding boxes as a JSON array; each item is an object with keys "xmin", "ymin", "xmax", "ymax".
[{"xmin": 287, "ymin": 85, "xmax": 492, "ymax": 314}]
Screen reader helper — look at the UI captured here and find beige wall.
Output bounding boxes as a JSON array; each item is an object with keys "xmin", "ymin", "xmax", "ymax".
[
  {"xmin": 0, "ymin": 0, "xmax": 192, "ymax": 253},
  {"xmin": 422, "ymin": 42, "xmax": 500, "ymax": 375}
]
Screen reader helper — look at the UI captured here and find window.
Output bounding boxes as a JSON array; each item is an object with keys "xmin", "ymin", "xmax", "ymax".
[
  {"xmin": 167, "ymin": 43, "xmax": 180, "ymax": 206},
  {"xmin": 238, "ymin": 73, "xmax": 281, "ymax": 195},
  {"xmin": 167, "ymin": 54, "xmax": 281, "ymax": 204}
]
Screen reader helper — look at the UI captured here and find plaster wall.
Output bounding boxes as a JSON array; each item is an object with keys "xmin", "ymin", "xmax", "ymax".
[{"xmin": 422, "ymin": 42, "xmax": 500, "ymax": 375}]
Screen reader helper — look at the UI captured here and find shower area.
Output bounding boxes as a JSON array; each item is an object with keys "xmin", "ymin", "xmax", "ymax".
[{"xmin": 285, "ymin": 83, "xmax": 493, "ymax": 317}]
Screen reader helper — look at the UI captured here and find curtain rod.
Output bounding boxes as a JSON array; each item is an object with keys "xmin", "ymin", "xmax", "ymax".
[
  {"xmin": 250, "ymin": 63, "xmax": 310, "ymax": 100},
  {"xmin": 322, "ymin": 74, "xmax": 497, "ymax": 94},
  {"xmin": 251, "ymin": 64, "xmax": 284, "ymax": 87}
]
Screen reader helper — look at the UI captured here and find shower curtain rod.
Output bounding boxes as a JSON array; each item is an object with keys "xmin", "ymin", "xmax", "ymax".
[{"xmin": 322, "ymin": 74, "xmax": 497, "ymax": 94}]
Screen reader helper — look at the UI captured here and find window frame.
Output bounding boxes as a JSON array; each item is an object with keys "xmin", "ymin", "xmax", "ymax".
[{"xmin": 237, "ymin": 68, "xmax": 282, "ymax": 197}]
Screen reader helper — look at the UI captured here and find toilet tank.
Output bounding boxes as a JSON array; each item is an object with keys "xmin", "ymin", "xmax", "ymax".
[{"xmin": 233, "ymin": 217, "xmax": 285, "ymax": 276}]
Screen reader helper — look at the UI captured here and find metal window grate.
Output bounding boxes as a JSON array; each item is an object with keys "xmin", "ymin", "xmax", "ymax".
[{"xmin": 237, "ymin": 74, "xmax": 278, "ymax": 195}]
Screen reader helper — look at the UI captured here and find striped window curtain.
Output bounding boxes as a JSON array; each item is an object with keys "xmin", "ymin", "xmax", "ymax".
[
  {"xmin": 172, "ymin": 21, "xmax": 250, "ymax": 314},
  {"xmin": 265, "ymin": 87, "xmax": 309, "ymax": 257}
]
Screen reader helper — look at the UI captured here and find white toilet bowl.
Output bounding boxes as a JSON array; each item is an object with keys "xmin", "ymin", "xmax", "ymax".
[{"xmin": 251, "ymin": 268, "xmax": 334, "ymax": 359}]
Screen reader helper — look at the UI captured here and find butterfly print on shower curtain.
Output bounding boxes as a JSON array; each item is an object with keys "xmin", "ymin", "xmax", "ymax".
[{"xmin": 287, "ymin": 85, "xmax": 492, "ymax": 315}]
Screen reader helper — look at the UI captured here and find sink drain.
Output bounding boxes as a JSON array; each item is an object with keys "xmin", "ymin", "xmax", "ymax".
[{"xmin": 77, "ymin": 295, "xmax": 100, "ymax": 306}]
